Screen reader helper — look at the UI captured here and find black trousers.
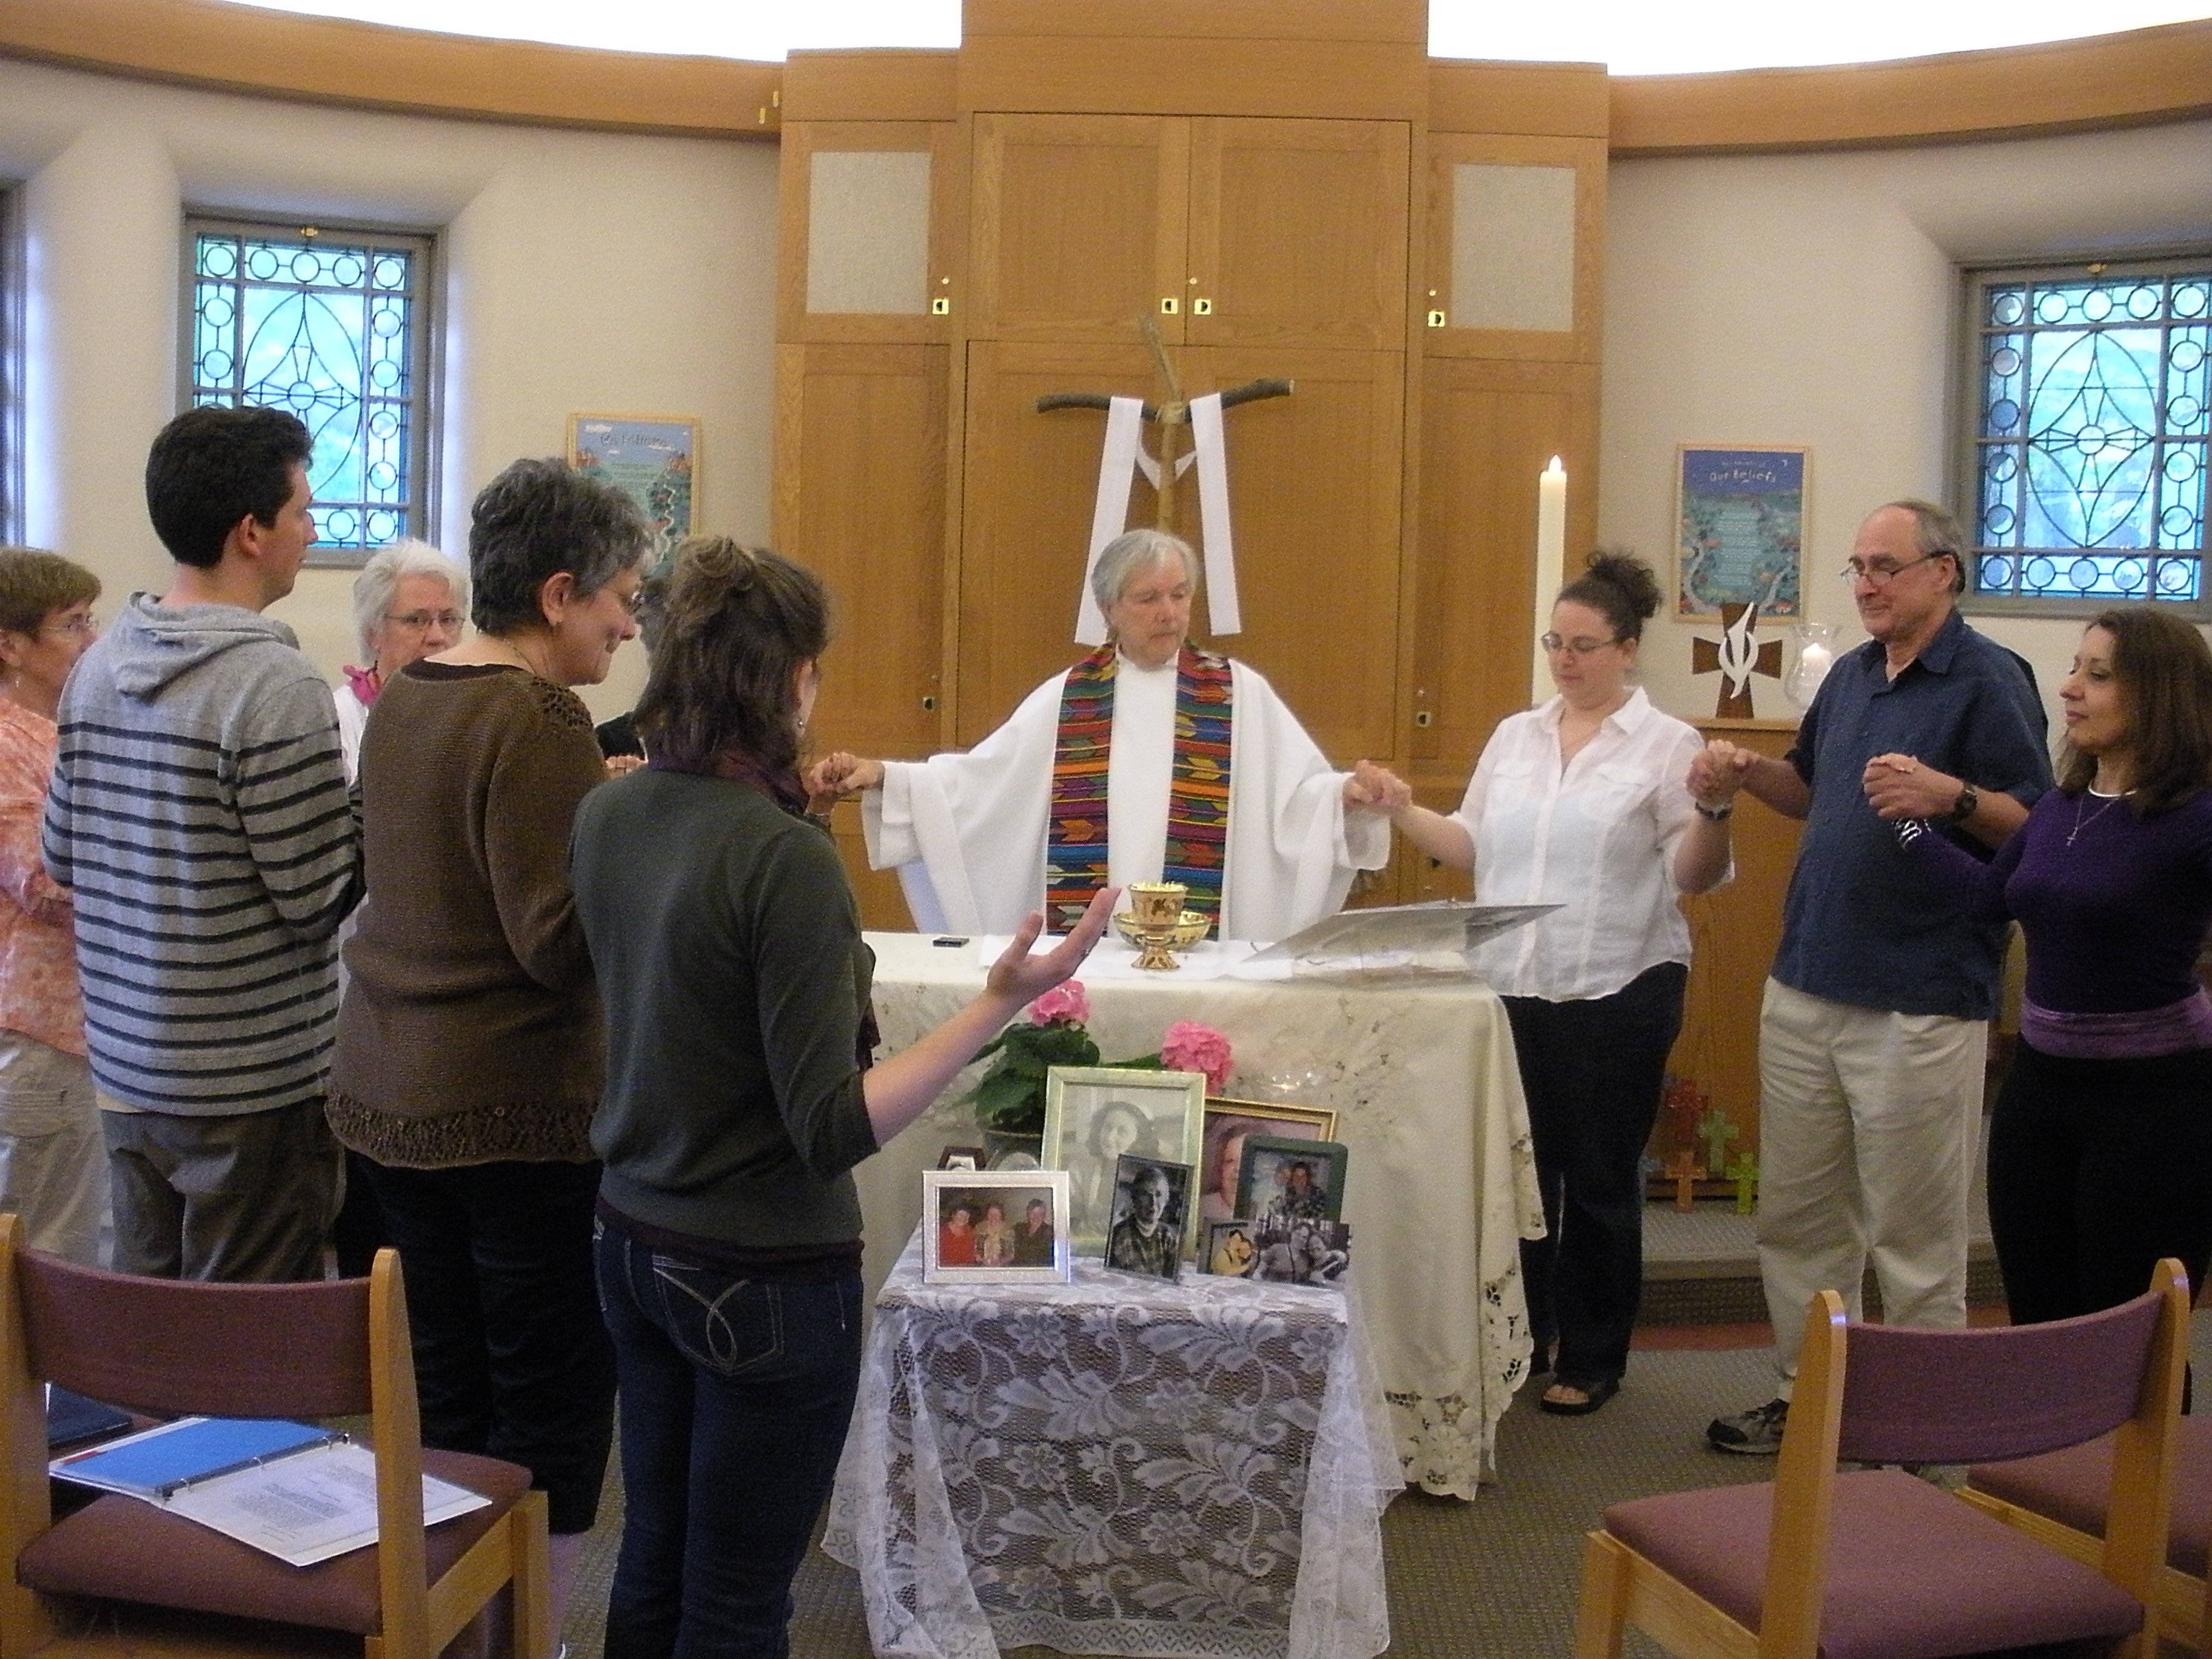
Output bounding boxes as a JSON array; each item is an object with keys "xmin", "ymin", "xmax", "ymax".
[
  {"xmin": 1503, "ymin": 960, "xmax": 1687, "ymax": 1390},
  {"xmin": 1986, "ymin": 1041, "xmax": 2212, "ymax": 1326}
]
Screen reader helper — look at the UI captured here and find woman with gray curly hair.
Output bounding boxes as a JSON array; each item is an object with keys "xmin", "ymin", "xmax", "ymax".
[
  {"xmin": 335, "ymin": 540, "xmax": 469, "ymax": 779},
  {"xmin": 330, "ymin": 457, "xmax": 648, "ymax": 1629}
]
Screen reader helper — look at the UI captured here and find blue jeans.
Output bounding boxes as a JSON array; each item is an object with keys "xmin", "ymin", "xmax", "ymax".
[{"xmin": 594, "ymin": 1222, "xmax": 863, "ymax": 1659}]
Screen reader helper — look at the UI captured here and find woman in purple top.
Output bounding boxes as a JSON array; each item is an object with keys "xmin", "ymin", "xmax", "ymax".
[{"xmin": 1889, "ymin": 606, "xmax": 2212, "ymax": 1323}]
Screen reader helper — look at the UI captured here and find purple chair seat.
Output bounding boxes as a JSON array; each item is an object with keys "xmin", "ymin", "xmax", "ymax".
[
  {"xmin": 18, "ymin": 1447, "xmax": 529, "ymax": 1635},
  {"xmin": 1971, "ymin": 1417, "xmax": 2212, "ymax": 1578},
  {"xmin": 1604, "ymin": 1468, "xmax": 2145, "ymax": 1659}
]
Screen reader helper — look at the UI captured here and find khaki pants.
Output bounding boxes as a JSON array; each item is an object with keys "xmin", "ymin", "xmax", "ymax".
[
  {"xmin": 0, "ymin": 1031, "xmax": 106, "ymax": 1267},
  {"xmin": 1755, "ymin": 978, "xmax": 1988, "ymax": 1395},
  {"xmin": 102, "ymin": 1098, "xmax": 338, "ymax": 1282}
]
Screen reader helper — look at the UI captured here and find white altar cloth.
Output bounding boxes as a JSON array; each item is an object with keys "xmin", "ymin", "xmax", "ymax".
[
  {"xmin": 856, "ymin": 931, "xmax": 1544, "ymax": 1498},
  {"xmin": 823, "ymin": 1229, "xmax": 1403, "ymax": 1659}
]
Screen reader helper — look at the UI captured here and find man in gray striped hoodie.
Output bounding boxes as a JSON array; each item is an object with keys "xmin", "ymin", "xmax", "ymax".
[{"xmin": 44, "ymin": 406, "xmax": 361, "ymax": 1280}]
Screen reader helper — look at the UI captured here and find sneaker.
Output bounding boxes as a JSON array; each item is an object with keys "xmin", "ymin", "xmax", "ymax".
[{"xmin": 1706, "ymin": 1397, "xmax": 1788, "ymax": 1454}]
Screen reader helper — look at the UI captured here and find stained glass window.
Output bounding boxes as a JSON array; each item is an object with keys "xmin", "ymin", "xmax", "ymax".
[
  {"xmin": 187, "ymin": 220, "xmax": 435, "ymax": 564},
  {"xmin": 1965, "ymin": 258, "xmax": 2208, "ymax": 611}
]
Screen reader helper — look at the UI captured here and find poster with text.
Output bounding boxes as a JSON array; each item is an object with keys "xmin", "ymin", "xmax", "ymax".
[
  {"xmin": 568, "ymin": 414, "xmax": 697, "ymax": 575},
  {"xmin": 1675, "ymin": 446, "xmax": 1808, "ymax": 619}
]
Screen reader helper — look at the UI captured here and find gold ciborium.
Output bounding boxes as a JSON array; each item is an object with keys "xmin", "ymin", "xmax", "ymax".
[{"xmin": 1114, "ymin": 881, "xmax": 1209, "ymax": 971}]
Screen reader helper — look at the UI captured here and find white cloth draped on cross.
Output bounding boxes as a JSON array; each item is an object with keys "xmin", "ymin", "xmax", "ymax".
[{"xmin": 1074, "ymin": 392, "xmax": 1242, "ymax": 645}]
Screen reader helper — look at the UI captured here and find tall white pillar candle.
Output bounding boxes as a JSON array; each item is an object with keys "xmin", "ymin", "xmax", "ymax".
[{"xmin": 1532, "ymin": 457, "xmax": 1568, "ymax": 702}]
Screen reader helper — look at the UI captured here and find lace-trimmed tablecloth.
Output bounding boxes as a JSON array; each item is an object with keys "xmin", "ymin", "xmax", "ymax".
[
  {"xmin": 857, "ymin": 932, "xmax": 1544, "ymax": 1500},
  {"xmin": 824, "ymin": 1230, "xmax": 1403, "ymax": 1659}
]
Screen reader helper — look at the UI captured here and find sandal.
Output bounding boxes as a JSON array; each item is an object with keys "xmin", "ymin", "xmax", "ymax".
[{"xmin": 1540, "ymin": 1376, "xmax": 1620, "ymax": 1416}]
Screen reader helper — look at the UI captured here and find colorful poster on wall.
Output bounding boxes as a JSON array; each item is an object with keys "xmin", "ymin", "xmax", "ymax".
[
  {"xmin": 567, "ymin": 414, "xmax": 698, "ymax": 574},
  {"xmin": 1674, "ymin": 446, "xmax": 1808, "ymax": 620}
]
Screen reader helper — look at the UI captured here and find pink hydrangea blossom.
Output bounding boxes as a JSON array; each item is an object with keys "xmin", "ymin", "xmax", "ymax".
[
  {"xmin": 1028, "ymin": 981, "xmax": 1091, "ymax": 1027},
  {"xmin": 1161, "ymin": 1021, "xmax": 1233, "ymax": 1093}
]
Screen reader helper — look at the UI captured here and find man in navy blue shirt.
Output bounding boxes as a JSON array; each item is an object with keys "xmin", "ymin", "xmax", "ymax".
[{"xmin": 1691, "ymin": 499, "xmax": 2049, "ymax": 1454}]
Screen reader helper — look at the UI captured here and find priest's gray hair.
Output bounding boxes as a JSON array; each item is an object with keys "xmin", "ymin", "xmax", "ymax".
[
  {"xmin": 350, "ymin": 538, "xmax": 469, "ymax": 661},
  {"xmin": 1090, "ymin": 528, "xmax": 1199, "ymax": 614}
]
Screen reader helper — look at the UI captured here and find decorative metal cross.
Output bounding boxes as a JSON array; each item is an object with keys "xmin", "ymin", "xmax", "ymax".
[{"xmin": 1691, "ymin": 601, "xmax": 1783, "ymax": 719}]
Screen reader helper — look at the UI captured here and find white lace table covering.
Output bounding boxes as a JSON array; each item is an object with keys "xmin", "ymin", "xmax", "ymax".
[
  {"xmin": 825, "ymin": 1231, "xmax": 1404, "ymax": 1659},
  {"xmin": 857, "ymin": 931, "xmax": 1545, "ymax": 1501}
]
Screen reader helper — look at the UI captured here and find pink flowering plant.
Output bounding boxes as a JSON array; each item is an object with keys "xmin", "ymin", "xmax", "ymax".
[{"xmin": 964, "ymin": 988, "xmax": 1235, "ymax": 1134}]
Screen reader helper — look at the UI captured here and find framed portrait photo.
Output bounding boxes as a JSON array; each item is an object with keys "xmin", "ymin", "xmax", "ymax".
[
  {"xmin": 1203, "ymin": 1219, "xmax": 1259, "ymax": 1279},
  {"xmin": 1199, "ymin": 1099, "xmax": 1338, "ymax": 1226},
  {"xmin": 1249, "ymin": 1215, "xmax": 1353, "ymax": 1287},
  {"xmin": 1101, "ymin": 1155, "xmax": 1191, "ymax": 1282},
  {"xmin": 921, "ymin": 1169, "xmax": 1071, "ymax": 1285},
  {"xmin": 1041, "ymin": 1067, "xmax": 1205, "ymax": 1252},
  {"xmin": 1236, "ymin": 1134, "xmax": 1350, "ymax": 1227},
  {"xmin": 935, "ymin": 1145, "xmax": 986, "ymax": 1171}
]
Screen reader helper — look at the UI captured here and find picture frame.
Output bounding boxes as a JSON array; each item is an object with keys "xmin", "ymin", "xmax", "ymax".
[
  {"xmin": 1674, "ymin": 445, "xmax": 1809, "ymax": 620},
  {"xmin": 1248, "ymin": 1215, "xmax": 1353, "ymax": 1287},
  {"xmin": 566, "ymin": 413, "xmax": 699, "ymax": 575},
  {"xmin": 921, "ymin": 1169, "xmax": 1071, "ymax": 1285},
  {"xmin": 1199, "ymin": 1099, "xmax": 1339, "ymax": 1225},
  {"xmin": 935, "ymin": 1145, "xmax": 987, "ymax": 1171},
  {"xmin": 1041, "ymin": 1067, "xmax": 1206, "ymax": 1252},
  {"xmin": 1101, "ymin": 1155, "xmax": 1191, "ymax": 1282},
  {"xmin": 1235, "ymin": 1134, "xmax": 1350, "ymax": 1226},
  {"xmin": 1203, "ymin": 1219, "xmax": 1259, "ymax": 1279}
]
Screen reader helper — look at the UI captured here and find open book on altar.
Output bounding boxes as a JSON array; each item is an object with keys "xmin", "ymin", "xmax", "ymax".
[
  {"xmin": 1236, "ymin": 900, "xmax": 1560, "ymax": 979},
  {"xmin": 52, "ymin": 1416, "xmax": 491, "ymax": 1566}
]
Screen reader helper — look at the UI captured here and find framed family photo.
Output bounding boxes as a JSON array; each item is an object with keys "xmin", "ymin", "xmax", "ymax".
[
  {"xmin": 1199, "ymin": 1099, "xmax": 1338, "ymax": 1225},
  {"xmin": 1204, "ymin": 1219, "xmax": 1259, "ymax": 1278},
  {"xmin": 1102, "ymin": 1155, "xmax": 1191, "ymax": 1282},
  {"xmin": 921, "ymin": 1169, "xmax": 1071, "ymax": 1284},
  {"xmin": 1042, "ymin": 1067, "xmax": 1205, "ymax": 1251},
  {"xmin": 1235, "ymin": 1135, "xmax": 1350, "ymax": 1226},
  {"xmin": 1674, "ymin": 444, "xmax": 1809, "ymax": 620}
]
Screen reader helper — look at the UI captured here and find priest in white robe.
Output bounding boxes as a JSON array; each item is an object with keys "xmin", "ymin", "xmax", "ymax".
[{"xmin": 809, "ymin": 529, "xmax": 1392, "ymax": 942}]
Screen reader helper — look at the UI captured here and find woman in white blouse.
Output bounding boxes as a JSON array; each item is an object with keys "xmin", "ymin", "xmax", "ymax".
[{"xmin": 1366, "ymin": 551, "xmax": 1732, "ymax": 1415}]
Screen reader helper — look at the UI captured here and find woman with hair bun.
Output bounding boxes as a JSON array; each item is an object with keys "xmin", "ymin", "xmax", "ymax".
[{"xmin": 1360, "ymin": 550, "xmax": 1733, "ymax": 1415}]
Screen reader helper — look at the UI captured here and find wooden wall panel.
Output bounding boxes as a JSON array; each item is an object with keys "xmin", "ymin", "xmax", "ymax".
[
  {"xmin": 963, "ymin": 0, "xmax": 1427, "ymax": 46},
  {"xmin": 1412, "ymin": 357, "xmax": 1600, "ymax": 783},
  {"xmin": 777, "ymin": 122, "xmax": 959, "ymax": 344},
  {"xmin": 1187, "ymin": 118, "xmax": 1410, "ymax": 352},
  {"xmin": 968, "ymin": 115, "xmax": 1190, "ymax": 344},
  {"xmin": 1429, "ymin": 59, "xmax": 1609, "ymax": 139},
  {"xmin": 1671, "ymin": 720, "xmax": 1805, "ymax": 1158},
  {"xmin": 781, "ymin": 49, "xmax": 958, "ymax": 123},
  {"xmin": 1423, "ymin": 133, "xmax": 1606, "ymax": 363},
  {"xmin": 957, "ymin": 38, "xmax": 1426, "ymax": 122},
  {"xmin": 773, "ymin": 343, "xmax": 950, "ymax": 762}
]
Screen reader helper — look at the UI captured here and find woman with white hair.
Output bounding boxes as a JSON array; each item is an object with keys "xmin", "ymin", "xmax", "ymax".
[
  {"xmin": 809, "ymin": 527, "xmax": 1390, "ymax": 942},
  {"xmin": 335, "ymin": 538, "xmax": 468, "ymax": 779}
]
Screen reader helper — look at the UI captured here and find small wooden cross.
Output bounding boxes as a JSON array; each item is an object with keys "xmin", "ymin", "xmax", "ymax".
[
  {"xmin": 1726, "ymin": 1150, "xmax": 1760, "ymax": 1215},
  {"xmin": 1663, "ymin": 1148, "xmax": 1702, "ymax": 1212},
  {"xmin": 1695, "ymin": 1107, "xmax": 1740, "ymax": 1178},
  {"xmin": 1691, "ymin": 601, "xmax": 1783, "ymax": 719}
]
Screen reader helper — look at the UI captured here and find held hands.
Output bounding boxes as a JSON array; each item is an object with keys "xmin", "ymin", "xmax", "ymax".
[
  {"xmin": 1344, "ymin": 760, "xmax": 1413, "ymax": 814},
  {"xmin": 1687, "ymin": 740, "xmax": 1756, "ymax": 810},
  {"xmin": 986, "ymin": 887, "xmax": 1119, "ymax": 1005},
  {"xmin": 603, "ymin": 754, "xmax": 646, "ymax": 779},
  {"xmin": 1862, "ymin": 753, "xmax": 1961, "ymax": 821},
  {"xmin": 804, "ymin": 751, "xmax": 886, "ymax": 800}
]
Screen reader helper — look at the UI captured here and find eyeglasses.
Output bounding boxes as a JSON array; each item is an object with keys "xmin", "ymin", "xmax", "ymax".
[
  {"xmin": 39, "ymin": 613, "xmax": 98, "ymax": 640},
  {"xmin": 1838, "ymin": 552, "xmax": 1948, "ymax": 588},
  {"xmin": 1540, "ymin": 632, "xmax": 1619, "ymax": 657},
  {"xmin": 384, "ymin": 610, "xmax": 464, "ymax": 632}
]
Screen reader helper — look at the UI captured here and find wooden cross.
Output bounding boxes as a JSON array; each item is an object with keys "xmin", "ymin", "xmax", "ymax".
[
  {"xmin": 1695, "ymin": 1107, "xmax": 1740, "ymax": 1178},
  {"xmin": 1663, "ymin": 1148, "xmax": 1702, "ymax": 1212},
  {"xmin": 1691, "ymin": 600, "xmax": 1783, "ymax": 720},
  {"xmin": 1037, "ymin": 315, "xmax": 1292, "ymax": 529}
]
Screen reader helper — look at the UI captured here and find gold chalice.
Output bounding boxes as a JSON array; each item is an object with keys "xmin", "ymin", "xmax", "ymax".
[{"xmin": 1114, "ymin": 882, "xmax": 1209, "ymax": 970}]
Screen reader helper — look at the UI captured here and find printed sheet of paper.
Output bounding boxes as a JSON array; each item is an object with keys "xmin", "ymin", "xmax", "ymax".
[{"xmin": 157, "ymin": 1441, "xmax": 490, "ymax": 1566}]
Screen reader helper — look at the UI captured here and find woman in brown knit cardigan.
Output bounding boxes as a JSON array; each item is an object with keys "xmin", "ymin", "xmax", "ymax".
[{"xmin": 329, "ymin": 456, "xmax": 647, "ymax": 1632}]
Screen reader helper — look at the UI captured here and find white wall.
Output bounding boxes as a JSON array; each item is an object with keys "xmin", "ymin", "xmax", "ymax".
[
  {"xmin": 1603, "ymin": 118, "xmax": 2212, "ymax": 733},
  {"xmin": 0, "ymin": 58, "xmax": 779, "ymax": 719}
]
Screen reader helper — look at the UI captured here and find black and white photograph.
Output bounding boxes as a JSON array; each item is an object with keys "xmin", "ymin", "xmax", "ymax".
[
  {"xmin": 1250, "ymin": 1216, "xmax": 1353, "ymax": 1287},
  {"xmin": 1041, "ymin": 1066, "xmax": 1205, "ymax": 1249},
  {"xmin": 921, "ymin": 1169, "xmax": 1073, "ymax": 1285},
  {"xmin": 1235, "ymin": 1134, "xmax": 1351, "ymax": 1225},
  {"xmin": 1102, "ymin": 1154, "xmax": 1191, "ymax": 1282}
]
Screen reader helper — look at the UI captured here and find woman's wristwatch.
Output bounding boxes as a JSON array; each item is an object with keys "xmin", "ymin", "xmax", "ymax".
[{"xmin": 1693, "ymin": 800, "xmax": 1734, "ymax": 822}]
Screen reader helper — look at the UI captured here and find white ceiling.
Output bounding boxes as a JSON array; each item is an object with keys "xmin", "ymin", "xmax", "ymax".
[{"xmin": 223, "ymin": 0, "xmax": 2212, "ymax": 76}]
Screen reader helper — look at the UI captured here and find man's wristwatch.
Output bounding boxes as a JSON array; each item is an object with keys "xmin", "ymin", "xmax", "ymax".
[
  {"xmin": 1949, "ymin": 783, "xmax": 1980, "ymax": 823},
  {"xmin": 1694, "ymin": 800, "xmax": 1734, "ymax": 822}
]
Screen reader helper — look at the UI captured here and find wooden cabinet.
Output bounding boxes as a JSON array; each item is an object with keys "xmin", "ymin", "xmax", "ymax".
[{"xmin": 968, "ymin": 112, "xmax": 1407, "ymax": 349}]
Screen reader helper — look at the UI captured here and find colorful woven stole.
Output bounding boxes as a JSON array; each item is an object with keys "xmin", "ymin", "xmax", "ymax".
[{"xmin": 1046, "ymin": 645, "xmax": 1235, "ymax": 936}]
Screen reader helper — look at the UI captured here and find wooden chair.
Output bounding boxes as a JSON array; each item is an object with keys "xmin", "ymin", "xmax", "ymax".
[
  {"xmin": 1575, "ymin": 1258, "xmax": 2190, "ymax": 1659},
  {"xmin": 0, "ymin": 1214, "xmax": 552, "ymax": 1659},
  {"xmin": 1961, "ymin": 1402, "xmax": 2212, "ymax": 1652}
]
